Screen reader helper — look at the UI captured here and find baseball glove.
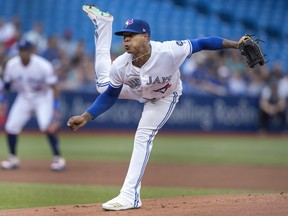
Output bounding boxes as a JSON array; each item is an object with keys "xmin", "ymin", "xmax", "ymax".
[
  {"xmin": 238, "ymin": 35, "xmax": 265, "ymax": 68},
  {"xmin": 46, "ymin": 110, "xmax": 62, "ymax": 134}
]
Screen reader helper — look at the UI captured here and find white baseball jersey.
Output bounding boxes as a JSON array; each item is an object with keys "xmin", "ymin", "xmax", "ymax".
[
  {"xmin": 4, "ymin": 54, "xmax": 57, "ymax": 99},
  {"xmin": 4, "ymin": 54, "xmax": 57, "ymax": 133},
  {"xmin": 110, "ymin": 40, "xmax": 192, "ymax": 102}
]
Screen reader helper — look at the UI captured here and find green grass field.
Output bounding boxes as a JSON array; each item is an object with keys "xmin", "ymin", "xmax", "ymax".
[
  {"xmin": 0, "ymin": 132, "xmax": 287, "ymax": 210},
  {"xmin": 1, "ymin": 132, "xmax": 287, "ymax": 165}
]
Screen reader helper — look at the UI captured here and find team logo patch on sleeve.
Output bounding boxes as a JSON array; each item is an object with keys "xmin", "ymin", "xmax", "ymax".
[
  {"xmin": 176, "ymin": 41, "xmax": 184, "ymax": 46},
  {"xmin": 126, "ymin": 78, "xmax": 141, "ymax": 89}
]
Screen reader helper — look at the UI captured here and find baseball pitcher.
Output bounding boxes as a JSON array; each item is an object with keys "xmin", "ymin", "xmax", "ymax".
[{"xmin": 67, "ymin": 4, "xmax": 264, "ymax": 211}]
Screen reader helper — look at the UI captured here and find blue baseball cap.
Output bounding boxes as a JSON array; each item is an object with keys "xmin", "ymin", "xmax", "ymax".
[
  {"xmin": 18, "ymin": 39, "xmax": 33, "ymax": 50},
  {"xmin": 115, "ymin": 18, "xmax": 151, "ymax": 36}
]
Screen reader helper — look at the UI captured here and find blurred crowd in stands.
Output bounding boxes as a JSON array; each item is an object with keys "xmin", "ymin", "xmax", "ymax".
[
  {"xmin": 180, "ymin": 49, "xmax": 288, "ymax": 132},
  {"xmin": 0, "ymin": 17, "xmax": 287, "ymax": 132},
  {"xmin": 181, "ymin": 50, "xmax": 285, "ymax": 97},
  {"xmin": 1, "ymin": 17, "xmax": 287, "ymax": 96},
  {"xmin": 0, "ymin": 17, "xmax": 96, "ymax": 93}
]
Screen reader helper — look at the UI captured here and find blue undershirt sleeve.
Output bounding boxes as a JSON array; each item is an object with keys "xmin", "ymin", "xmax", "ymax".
[
  {"xmin": 86, "ymin": 84, "xmax": 122, "ymax": 119},
  {"xmin": 190, "ymin": 37, "xmax": 223, "ymax": 54}
]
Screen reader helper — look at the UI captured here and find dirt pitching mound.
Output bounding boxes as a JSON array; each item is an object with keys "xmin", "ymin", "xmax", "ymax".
[
  {"xmin": 1, "ymin": 160, "xmax": 288, "ymax": 216},
  {"xmin": 1, "ymin": 194, "xmax": 288, "ymax": 216}
]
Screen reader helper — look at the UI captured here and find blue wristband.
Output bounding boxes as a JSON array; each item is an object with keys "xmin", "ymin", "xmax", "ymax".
[{"xmin": 53, "ymin": 99, "xmax": 60, "ymax": 110}]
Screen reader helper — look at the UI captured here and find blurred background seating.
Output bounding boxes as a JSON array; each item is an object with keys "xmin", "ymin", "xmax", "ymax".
[{"xmin": 0, "ymin": 0, "xmax": 287, "ymax": 94}]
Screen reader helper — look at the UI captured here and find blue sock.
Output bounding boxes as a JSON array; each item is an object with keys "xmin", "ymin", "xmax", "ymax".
[
  {"xmin": 6, "ymin": 133, "xmax": 17, "ymax": 155},
  {"xmin": 46, "ymin": 134, "xmax": 61, "ymax": 156}
]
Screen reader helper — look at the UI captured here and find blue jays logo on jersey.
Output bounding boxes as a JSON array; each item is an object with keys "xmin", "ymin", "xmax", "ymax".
[{"xmin": 153, "ymin": 83, "xmax": 172, "ymax": 94}]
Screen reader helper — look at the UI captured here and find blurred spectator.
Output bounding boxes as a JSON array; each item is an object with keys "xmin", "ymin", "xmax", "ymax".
[
  {"xmin": 259, "ymin": 79, "xmax": 286, "ymax": 132},
  {"xmin": 204, "ymin": 54, "xmax": 229, "ymax": 96},
  {"xmin": 41, "ymin": 35, "xmax": 62, "ymax": 69},
  {"xmin": 226, "ymin": 51, "xmax": 246, "ymax": 75},
  {"xmin": 279, "ymin": 74, "xmax": 288, "ymax": 100},
  {"xmin": 267, "ymin": 62, "xmax": 283, "ymax": 84},
  {"xmin": 181, "ymin": 54, "xmax": 200, "ymax": 93},
  {"xmin": 246, "ymin": 67, "xmax": 266, "ymax": 97},
  {"xmin": 217, "ymin": 59, "xmax": 231, "ymax": 81},
  {"xmin": 59, "ymin": 40, "xmax": 95, "ymax": 92},
  {"xmin": 23, "ymin": 21, "xmax": 47, "ymax": 53},
  {"xmin": 0, "ymin": 17, "xmax": 22, "ymax": 57},
  {"xmin": 0, "ymin": 18, "xmax": 17, "ymax": 44},
  {"xmin": 181, "ymin": 52, "xmax": 211, "ymax": 95},
  {"xmin": 279, "ymin": 73, "xmax": 288, "ymax": 131},
  {"xmin": 216, "ymin": 70, "xmax": 230, "ymax": 94},
  {"xmin": 227, "ymin": 71, "xmax": 247, "ymax": 95},
  {"xmin": 59, "ymin": 29, "xmax": 77, "ymax": 58},
  {"xmin": 181, "ymin": 52, "xmax": 228, "ymax": 96}
]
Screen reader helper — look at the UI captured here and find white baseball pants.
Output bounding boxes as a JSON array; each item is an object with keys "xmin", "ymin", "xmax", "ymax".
[{"xmin": 5, "ymin": 92, "xmax": 54, "ymax": 134}]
